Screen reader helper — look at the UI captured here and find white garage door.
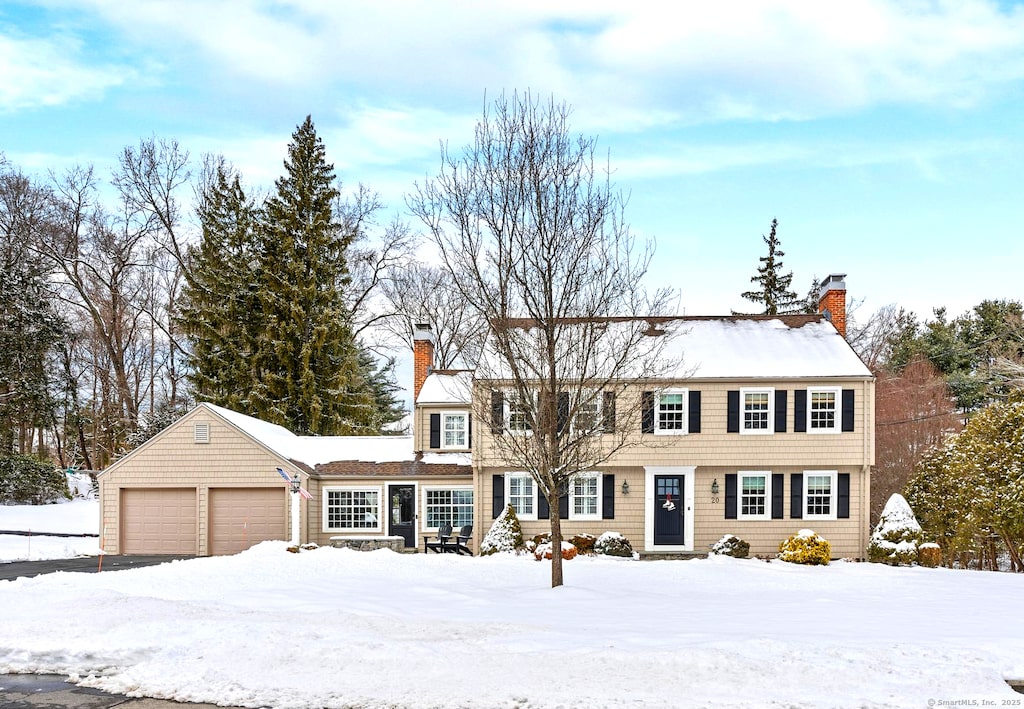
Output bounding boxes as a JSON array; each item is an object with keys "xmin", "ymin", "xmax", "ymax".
[
  {"xmin": 121, "ymin": 488, "xmax": 197, "ymax": 554},
  {"xmin": 209, "ymin": 488, "xmax": 287, "ymax": 556}
]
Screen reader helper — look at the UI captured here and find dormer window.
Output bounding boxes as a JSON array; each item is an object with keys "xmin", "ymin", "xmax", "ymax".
[{"xmin": 442, "ymin": 412, "xmax": 468, "ymax": 449}]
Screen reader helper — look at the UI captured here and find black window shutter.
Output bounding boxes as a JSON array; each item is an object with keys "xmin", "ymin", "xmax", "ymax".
[
  {"xmin": 772, "ymin": 473, "xmax": 784, "ymax": 519},
  {"xmin": 842, "ymin": 390, "xmax": 855, "ymax": 432},
  {"xmin": 641, "ymin": 391, "xmax": 655, "ymax": 433},
  {"xmin": 838, "ymin": 473, "xmax": 851, "ymax": 518},
  {"xmin": 790, "ymin": 473, "xmax": 803, "ymax": 519},
  {"xmin": 557, "ymin": 392, "xmax": 570, "ymax": 434},
  {"xmin": 727, "ymin": 390, "xmax": 740, "ymax": 433},
  {"xmin": 688, "ymin": 390, "xmax": 702, "ymax": 433},
  {"xmin": 602, "ymin": 392, "xmax": 616, "ymax": 433},
  {"xmin": 491, "ymin": 391, "xmax": 504, "ymax": 433},
  {"xmin": 492, "ymin": 474, "xmax": 505, "ymax": 519},
  {"xmin": 602, "ymin": 474, "xmax": 615, "ymax": 519},
  {"xmin": 429, "ymin": 413, "xmax": 441, "ymax": 449},
  {"xmin": 794, "ymin": 390, "xmax": 807, "ymax": 433},
  {"xmin": 724, "ymin": 473, "xmax": 737, "ymax": 519},
  {"xmin": 538, "ymin": 491, "xmax": 550, "ymax": 519},
  {"xmin": 468, "ymin": 414, "xmax": 472, "ymax": 447},
  {"xmin": 558, "ymin": 489, "xmax": 569, "ymax": 519},
  {"xmin": 774, "ymin": 390, "xmax": 787, "ymax": 433}
]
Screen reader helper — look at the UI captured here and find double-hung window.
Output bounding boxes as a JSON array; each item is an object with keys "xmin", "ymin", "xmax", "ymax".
[
  {"xmin": 424, "ymin": 488, "xmax": 474, "ymax": 529},
  {"xmin": 573, "ymin": 392, "xmax": 601, "ymax": 434},
  {"xmin": 741, "ymin": 388, "xmax": 773, "ymax": 434},
  {"xmin": 507, "ymin": 394, "xmax": 533, "ymax": 433},
  {"xmin": 442, "ymin": 412, "xmax": 468, "ymax": 449},
  {"xmin": 738, "ymin": 472, "xmax": 770, "ymax": 520},
  {"xmin": 324, "ymin": 487, "xmax": 381, "ymax": 532},
  {"xmin": 570, "ymin": 473, "xmax": 600, "ymax": 520},
  {"xmin": 655, "ymin": 389, "xmax": 687, "ymax": 434},
  {"xmin": 507, "ymin": 473, "xmax": 537, "ymax": 519},
  {"xmin": 807, "ymin": 387, "xmax": 841, "ymax": 433},
  {"xmin": 803, "ymin": 471, "xmax": 837, "ymax": 519}
]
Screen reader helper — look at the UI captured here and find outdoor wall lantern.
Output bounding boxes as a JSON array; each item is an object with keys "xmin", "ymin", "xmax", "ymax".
[
  {"xmin": 711, "ymin": 479, "xmax": 720, "ymax": 496},
  {"xmin": 621, "ymin": 480, "xmax": 630, "ymax": 495}
]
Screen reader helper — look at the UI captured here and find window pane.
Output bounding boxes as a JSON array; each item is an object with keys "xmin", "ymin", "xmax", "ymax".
[
  {"xmin": 426, "ymin": 489, "xmax": 474, "ymax": 528},
  {"xmin": 806, "ymin": 475, "xmax": 832, "ymax": 515},
  {"xmin": 744, "ymin": 392, "xmax": 769, "ymax": 430},
  {"xmin": 658, "ymin": 393, "xmax": 685, "ymax": 430},
  {"xmin": 573, "ymin": 475, "xmax": 598, "ymax": 516},
  {"xmin": 810, "ymin": 391, "xmax": 836, "ymax": 429},
  {"xmin": 443, "ymin": 413, "xmax": 467, "ymax": 448},
  {"xmin": 509, "ymin": 476, "xmax": 534, "ymax": 515},
  {"xmin": 740, "ymin": 475, "xmax": 767, "ymax": 516},
  {"xmin": 327, "ymin": 490, "xmax": 379, "ymax": 529}
]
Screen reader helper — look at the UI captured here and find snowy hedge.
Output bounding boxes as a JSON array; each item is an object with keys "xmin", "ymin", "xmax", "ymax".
[
  {"xmin": 480, "ymin": 504, "xmax": 525, "ymax": 555},
  {"xmin": 868, "ymin": 493, "xmax": 922, "ymax": 565},
  {"xmin": 778, "ymin": 529, "xmax": 831, "ymax": 565},
  {"xmin": 594, "ymin": 531, "xmax": 633, "ymax": 558},
  {"xmin": 0, "ymin": 454, "xmax": 70, "ymax": 504}
]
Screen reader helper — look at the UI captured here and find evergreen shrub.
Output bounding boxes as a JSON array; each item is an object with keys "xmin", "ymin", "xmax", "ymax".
[
  {"xmin": 778, "ymin": 529, "xmax": 831, "ymax": 565},
  {"xmin": 710, "ymin": 534, "xmax": 750, "ymax": 558},
  {"xmin": 594, "ymin": 531, "xmax": 633, "ymax": 558},
  {"xmin": 0, "ymin": 454, "xmax": 70, "ymax": 504},
  {"xmin": 868, "ymin": 493, "xmax": 922, "ymax": 565},
  {"xmin": 569, "ymin": 533, "xmax": 597, "ymax": 555},
  {"xmin": 480, "ymin": 504, "xmax": 525, "ymax": 555}
]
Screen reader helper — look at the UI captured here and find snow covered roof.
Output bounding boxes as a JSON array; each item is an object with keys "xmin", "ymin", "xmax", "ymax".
[
  {"xmin": 475, "ymin": 315, "xmax": 871, "ymax": 381},
  {"xmin": 205, "ymin": 404, "xmax": 468, "ymax": 469},
  {"xmin": 416, "ymin": 370, "xmax": 472, "ymax": 405}
]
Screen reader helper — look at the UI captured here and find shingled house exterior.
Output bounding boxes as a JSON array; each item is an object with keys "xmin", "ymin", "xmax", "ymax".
[{"xmin": 98, "ymin": 274, "xmax": 873, "ymax": 559}]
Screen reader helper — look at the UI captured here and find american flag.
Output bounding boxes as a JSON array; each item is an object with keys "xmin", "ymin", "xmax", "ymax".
[
  {"xmin": 297, "ymin": 487, "xmax": 313, "ymax": 500},
  {"xmin": 276, "ymin": 467, "xmax": 291, "ymax": 482}
]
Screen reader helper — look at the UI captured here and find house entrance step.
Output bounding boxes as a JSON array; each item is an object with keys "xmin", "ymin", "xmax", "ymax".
[{"xmin": 638, "ymin": 551, "xmax": 708, "ymax": 561}]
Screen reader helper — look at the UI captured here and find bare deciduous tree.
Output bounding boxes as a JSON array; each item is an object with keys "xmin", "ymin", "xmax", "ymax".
[{"xmin": 409, "ymin": 92, "xmax": 675, "ymax": 588}]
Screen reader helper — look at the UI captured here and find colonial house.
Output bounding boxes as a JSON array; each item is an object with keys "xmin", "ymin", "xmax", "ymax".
[{"xmin": 98, "ymin": 274, "xmax": 873, "ymax": 559}]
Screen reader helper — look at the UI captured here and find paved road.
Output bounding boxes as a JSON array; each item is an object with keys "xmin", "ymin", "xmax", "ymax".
[
  {"xmin": 0, "ymin": 674, "xmax": 242, "ymax": 708},
  {"xmin": 0, "ymin": 555, "xmax": 196, "ymax": 581}
]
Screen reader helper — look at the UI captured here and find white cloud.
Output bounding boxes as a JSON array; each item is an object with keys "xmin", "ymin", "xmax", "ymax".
[{"xmin": 0, "ymin": 32, "xmax": 128, "ymax": 112}]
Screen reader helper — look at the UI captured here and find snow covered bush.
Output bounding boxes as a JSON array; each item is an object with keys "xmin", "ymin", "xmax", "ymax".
[
  {"xmin": 778, "ymin": 529, "xmax": 831, "ymax": 565},
  {"xmin": 0, "ymin": 454, "xmax": 70, "ymax": 504},
  {"xmin": 569, "ymin": 533, "xmax": 597, "ymax": 555},
  {"xmin": 868, "ymin": 493, "xmax": 923, "ymax": 565},
  {"xmin": 594, "ymin": 531, "xmax": 633, "ymax": 558},
  {"xmin": 534, "ymin": 541, "xmax": 577, "ymax": 561},
  {"xmin": 480, "ymin": 504, "xmax": 525, "ymax": 555},
  {"xmin": 710, "ymin": 535, "xmax": 750, "ymax": 558},
  {"xmin": 918, "ymin": 543, "xmax": 942, "ymax": 568}
]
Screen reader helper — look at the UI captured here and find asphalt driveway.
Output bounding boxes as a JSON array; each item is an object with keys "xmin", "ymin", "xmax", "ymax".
[{"xmin": 0, "ymin": 555, "xmax": 196, "ymax": 581}]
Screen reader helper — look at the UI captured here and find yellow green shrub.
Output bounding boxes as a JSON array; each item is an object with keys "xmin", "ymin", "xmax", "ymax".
[{"xmin": 778, "ymin": 529, "xmax": 831, "ymax": 565}]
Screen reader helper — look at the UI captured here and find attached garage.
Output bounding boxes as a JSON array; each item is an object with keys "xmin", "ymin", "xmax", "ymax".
[
  {"xmin": 209, "ymin": 488, "xmax": 287, "ymax": 555},
  {"xmin": 121, "ymin": 488, "xmax": 198, "ymax": 554}
]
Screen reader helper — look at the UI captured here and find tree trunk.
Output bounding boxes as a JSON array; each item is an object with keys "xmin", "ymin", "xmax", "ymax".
[{"xmin": 549, "ymin": 487, "xmax": 564, "ymax": 588}]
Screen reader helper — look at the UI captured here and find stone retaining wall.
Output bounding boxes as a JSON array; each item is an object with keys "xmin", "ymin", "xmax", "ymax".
[{"xmin": 329, "ymin": 536, "xmax": 406, "ymax": 552}]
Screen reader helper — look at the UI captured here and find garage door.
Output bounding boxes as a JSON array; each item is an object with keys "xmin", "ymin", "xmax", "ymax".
[
  {"xmin": 121, "ymin": 488, "xmax": 197, "ymax": 554},
  {"xmin": 209, "ymin": 488, "xmax": 287, "ymax": 556}
]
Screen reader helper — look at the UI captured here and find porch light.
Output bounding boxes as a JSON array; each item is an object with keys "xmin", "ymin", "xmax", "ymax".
[
  {"xmin": 711, "ymin": 479, "xmax": 720, "ymax": 495},
  {"xmin": 621, "ymin": 480, "xmax": 630, "ymax": 495}
]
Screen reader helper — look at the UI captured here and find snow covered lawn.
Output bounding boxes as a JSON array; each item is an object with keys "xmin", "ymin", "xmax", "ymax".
[
  {"xmin": 1, "ymin": 542, "xmax": 1022, "ymax": 708},
  {"xmin": 0, "ymin": 499, "xmax": 100, "ymax": 562}
]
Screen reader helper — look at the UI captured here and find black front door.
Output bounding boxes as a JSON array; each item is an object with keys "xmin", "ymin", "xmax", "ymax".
[
  {"xmin": 388, "ymin": 484, "xmax": 416, "ymax": 549},
  {"xmin": 654, "ymin": 475, "xmax": 685, "ymax": 546}
]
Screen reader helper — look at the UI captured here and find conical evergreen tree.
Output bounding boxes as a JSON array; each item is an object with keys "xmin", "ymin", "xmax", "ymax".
[
  {"xmin": 251, "ymin": 116, "xmax": 376, "ymax": 435},
  {"xmin": 741, "ymin": 218, "xmax": 802, "ymax": 315},
  {"xmin": 179, "ymin": 166, "xmax": 260, "ymax": 412}
]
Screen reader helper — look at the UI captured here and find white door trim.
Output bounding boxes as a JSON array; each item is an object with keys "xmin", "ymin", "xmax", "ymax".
[{"xmin": 644, "ymin": 466, "xmax": 696, "ymax": 552}]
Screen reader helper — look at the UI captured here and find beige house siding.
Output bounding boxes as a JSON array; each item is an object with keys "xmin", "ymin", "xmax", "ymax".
[
  {"xmin": 479, "ymin": 463, "xmax": 869, "ymax": 560},
  {"xmin": 98, "ymin": 406, "xmax": 298, "ymax": 555},
  {"xmin": 306, "ymin": 474, "xmax": 474, "ymax": 551}
]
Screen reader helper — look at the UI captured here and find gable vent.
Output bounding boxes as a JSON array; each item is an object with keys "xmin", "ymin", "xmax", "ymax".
[{"xmin": 194, "ymin": 422, "xmax": 210, "ymax": 444}]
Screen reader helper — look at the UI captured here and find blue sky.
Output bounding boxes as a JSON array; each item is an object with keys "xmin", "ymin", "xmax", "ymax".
[{"xmin": 3, "ymin": 0, "xmax": 1023, "ymax": 325}]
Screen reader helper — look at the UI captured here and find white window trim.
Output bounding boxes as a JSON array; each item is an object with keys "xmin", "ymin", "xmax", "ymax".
[
  {"xmin": 803, "ymin": 471, "xmax": 838, "ymax": 521},
  {"xmin": 505, "ymin": 393, "xmax": 535, "ymax": 435},
  {"xmin": 440, "ymin": 410, "xmax": 469, "ymax": 450},
  {"xmin": 654, "ymin": 388, "xmax": 689, "ymax": 436},
  {"xmin": 737, "ymin": 471, "xmax": 771, "ymax": 521},
  {"xmin": 568, "ymin": 472, "xmax": 602, "ymax": 521},
  {"xmin": 572, "ymin": 390, "xmax": 603, "ymax": 436},
  {"xmin": 421, "ymin": 485, "xmax": 474, "ymax": 533},
  {"xmin": 322, "ymin": 485, "xmax": 383, "ymax": 533},
  {"xmin": 740, "ymin": 387, "xmax": 774, "ymax": 435},
  {"xmin": 806, "ymin": 386, "xmax": 843, "ymax": 434},
  {"xmin": 505, "ymin": 473, "xmax": 538, "ymax": 521}
]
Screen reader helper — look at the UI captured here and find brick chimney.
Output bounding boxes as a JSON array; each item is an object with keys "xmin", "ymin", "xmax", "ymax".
[
  {"xmin": 412, "ymin": 323, "xmax": 435, "ymax": 401},
  {"xmin": 818, "ymin": 274, "xmax": 847, "ymax": 338}
]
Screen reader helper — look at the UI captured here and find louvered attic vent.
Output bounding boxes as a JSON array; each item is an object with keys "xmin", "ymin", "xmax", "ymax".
[{"xmin": 194, "ymin": 422, "xmax": 210, "ymax": 444}]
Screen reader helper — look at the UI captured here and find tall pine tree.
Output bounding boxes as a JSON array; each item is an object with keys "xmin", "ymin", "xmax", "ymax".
[
  {"xmin": 179, "ymin": 165, "xmax": 260, "ymax": 412},
  {"xmin": 250, "ymin": 116, "xmax": 376, "ymax": 435},
  {"xmin": 741, "ymin": 218, "xmax": 802, "ymax": 315}
]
